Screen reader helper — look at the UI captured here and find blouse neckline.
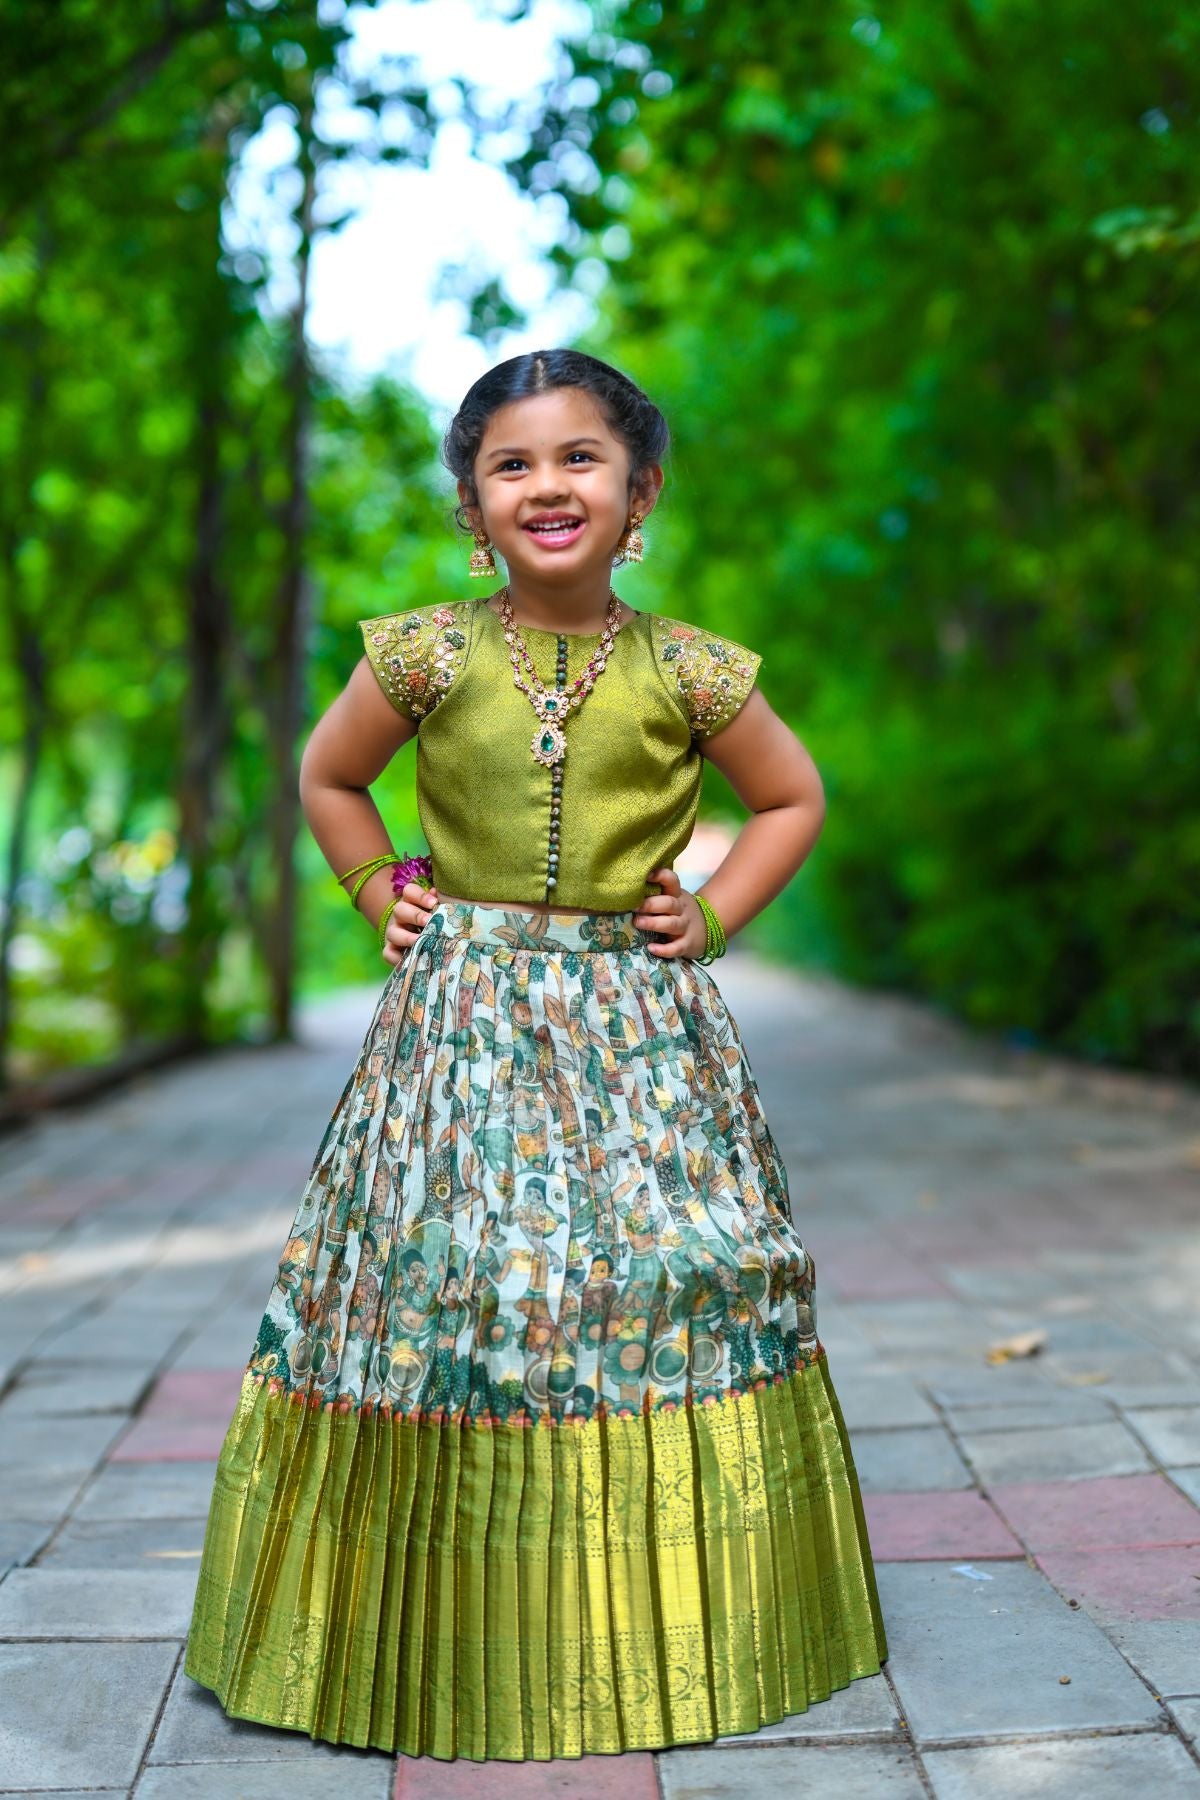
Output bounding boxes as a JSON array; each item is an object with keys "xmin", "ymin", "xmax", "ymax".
[{"xmin": 476, "ymin": 595, "xmax": 643, "ymax": 642}]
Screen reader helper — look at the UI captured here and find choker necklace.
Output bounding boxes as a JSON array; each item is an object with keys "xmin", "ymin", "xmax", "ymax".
[{"xmin": 496, "ymin": 584, "xmax": 625, "ymax": 767}]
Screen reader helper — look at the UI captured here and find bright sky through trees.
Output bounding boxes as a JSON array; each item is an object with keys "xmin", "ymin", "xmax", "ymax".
[{"xmin": 227, "ymin": 0, "xmax": 595, "ymax": 412}]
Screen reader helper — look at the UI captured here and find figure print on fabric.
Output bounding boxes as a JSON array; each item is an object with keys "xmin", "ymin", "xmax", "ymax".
[{"xmin": 247, "ymin": 902, "xmax": 812, "ymax": 1426}]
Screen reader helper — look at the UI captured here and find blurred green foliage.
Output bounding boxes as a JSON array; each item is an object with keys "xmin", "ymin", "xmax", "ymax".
[
  {"xmin": 0, "ymin": 1, "xmax": 444, "ymax": 1087},
  {"xmin": 2, "ymin": 0, "xmax": 1198, "ymax": 1089},
  {"xmin": 506, "ymin": 0, "xmax": 1200, "ymax": 1073}
]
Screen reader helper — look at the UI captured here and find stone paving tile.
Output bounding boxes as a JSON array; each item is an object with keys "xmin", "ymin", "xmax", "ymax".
[
  {"xmin": 41, "ymin": 1311, "xmax": 192, "ymax": 1367},
  {"xmin": 109, "ymin": 1414, "xmax": 229, "ymax": 1461},
  {"xmin": 143, "ymin": 1366, "xmax": 247, "ymax": 1417},
  {"xmin": 1105, "ymin": 1384, "xmax": 1200, "ymax": 1411},
  {"xmin": 0, "ymin": 1567, "xmax": 197, "ymax": 1638},
  {"xmin": 71, "ymin": 1459, "xmax": 218, "ymax": 1520},
  {"xmin": 1107, "ymin": 1620, "xmax": 1200, "ymax": 1697},
  {"xmin": 137, "ymin": 1761, "xmax": 392, "ymax": 1798},
  {"xmin": 0, "ymin": 1471, "xmax": 91, "ymax": 1526},
  {"xmin": 1127, "ymin": 1408, "xmax": 1200, "ymax": 1468},
  {"xmin": 167, "ymin": 1323, "xmax": 263, "ymax": 1373},
  {"xmin": 849, "ymin": 1428, "xmax": 974, "ymax": 1493},
  {"xmin": 1173, "ymin": 1469, "xmax": 1200, "ymax": 1508},
  {"xmin": 1035, "ymin": 1319, "xmax": 1165, "ymax": 1358},
  {"xmin": 1, "ymin": 1363, "xmax": 150, "ymax": 1416},
  {"xmin": 393, "ymin": 1751, "xmax": 660, "ymax": 1798},
  {"xmin": 958, "ymin": 1421, "xmax": 1153, "ymax": 1485},
  {"xmin": 0, "ymin": 1640, "xmax": 177, "ymax": 1790},
  {"xmin": 990, "ymin": 1474, "xmax": 1200, "ymax": 1552},
  {"xmin": 1037, "ymin": 1544, "xmax": 1200, "ymax": 1624},
  {"xmin": 712, "ymin": 1671, "xmax": 899, "ymax": 1742},
  {"xmin": 0, "ymin": 1520, "xmax": 53, "ymax": 1575},
  {"xmin": 655, "ymin": 1742, "xmax": 927, "ymax": 1799},
  {"xmin": 1050, "ymin": 1351, "xmax": 1196, "ymax": 1388},
  {"xmin": 941, "ymin": 1394, "xmax": 1114, "ymax": 1433},
  {"xmin": 0, "ymin": 1413, "xmax": 128, "ymax": 1482},
  {"xmin": 851, "ymin": 1302, "xmax": 993, "ymax": 1360},
  {"xmin": 864, "ymin": 1491, "xmax": 1023, "ymax": 1561},
  {"xmin": 35, "ymin": 1516, "xmax": 206, "ymax": 1570},
  {"xmin": 1168, "ymin": 1698, "xmax": 1200, "ymax": 1740},
  {"xmin": 924, "ymin": 1368, "xmax": 1059, "ymax": 1408},
  {"xmin": 812, "ymin": 1242, "xmax": 955, "ymax": 1302},
  {"xmin": 151, "ymin": 1666, "xmax": 379, "ymax": 1764},
  {"xmin": 831, "ymin": 1374, "xmax": 941, "ymax": 1430},
  {"xmin": 878, "ymin": 1560, "xmax": 1162, "ymax": 1741},
  {"xmin": 0, "ymin": 1415, "xmax": 129, "ymax": 1524},
  {"xmin": 923, "ymin": 1733, "xmax": 1200, "ymax": 1798}
]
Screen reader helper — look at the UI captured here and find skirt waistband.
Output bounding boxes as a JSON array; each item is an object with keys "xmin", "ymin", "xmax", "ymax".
[{"xmin": 422, "ymin": 898, "xmax": 654, "ymax": 953}]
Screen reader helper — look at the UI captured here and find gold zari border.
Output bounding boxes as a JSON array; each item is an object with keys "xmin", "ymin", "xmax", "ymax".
[{"xmin": 184, "ymin": 1352, "xmax": 887, "ymax": 1761}]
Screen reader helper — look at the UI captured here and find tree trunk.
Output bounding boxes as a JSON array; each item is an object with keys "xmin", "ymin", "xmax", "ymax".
[
  {"xmin": 262, "ymin": 98, "xmax": 316, "ymax": 1041},
  {"xmin": 0, "ymin": 226, "xmax": 51, "ymax": 1089},
  {"xmin": 177, "ymin": 379, "xmax": 230, "ymax": 1038}
]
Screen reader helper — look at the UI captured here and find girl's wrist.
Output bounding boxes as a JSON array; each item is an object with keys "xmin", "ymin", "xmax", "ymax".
[{"xmin": 355, "ymin": 867, "xmax": 399, "ymax": 925}]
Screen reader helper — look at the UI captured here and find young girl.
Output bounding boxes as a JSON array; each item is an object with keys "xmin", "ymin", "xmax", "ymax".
[{"xmin": 184, "ymin": 348, "xmax": 887, "ymax": 1761}]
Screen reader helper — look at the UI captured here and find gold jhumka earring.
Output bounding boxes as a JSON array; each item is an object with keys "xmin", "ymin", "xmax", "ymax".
[
  {"xmin": 620, "ymin": 512, "xmax": 646, "ymax": 563},
  {"xmin": 468, "ymin": 526, "xmax": 498, "ymax": 578}
]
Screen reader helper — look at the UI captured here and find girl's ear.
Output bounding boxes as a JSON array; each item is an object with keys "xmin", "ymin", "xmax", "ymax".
[
  {"xmin": 633, "ymin": 462, "xmax": 665, "ymax": 519},
  {"xmin": 456, "ymin": 479, "xmax": 481, "ymax": 531}
]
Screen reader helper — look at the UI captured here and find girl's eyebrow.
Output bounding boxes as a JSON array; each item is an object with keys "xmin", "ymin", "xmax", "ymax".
[{"xmin": 486, "ymin": 436, "xmax": 606, "ymax": 457}]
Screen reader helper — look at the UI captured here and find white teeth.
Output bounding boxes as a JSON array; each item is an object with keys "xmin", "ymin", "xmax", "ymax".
[{"xmin": 526, "ymin": 519, "xmax": 581, "ymax": 532}]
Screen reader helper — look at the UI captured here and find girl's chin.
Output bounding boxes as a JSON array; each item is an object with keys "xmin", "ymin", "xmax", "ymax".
[{"xmin": 504, "ymin": 548, "xmax": 616, "ymax": 578}]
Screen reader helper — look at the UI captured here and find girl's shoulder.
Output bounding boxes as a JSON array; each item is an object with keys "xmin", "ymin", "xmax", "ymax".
[
  {"xmin": 647, "ymin": 612, "xmax": 764, "ymax": 742},
  {"xmin": 357, "ymin": 598, "xmax": 477, "ymax": 721}
]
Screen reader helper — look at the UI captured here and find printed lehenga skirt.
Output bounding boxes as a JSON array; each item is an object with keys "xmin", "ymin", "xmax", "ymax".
[{"xmin": 184, "ymin": 898, "xmax": 887, "ymax": 1760}]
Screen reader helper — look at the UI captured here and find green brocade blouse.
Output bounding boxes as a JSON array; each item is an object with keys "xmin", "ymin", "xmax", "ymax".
[{"xmin": 357, "ymin": 595, "xmax": 762, "ymax": 914}]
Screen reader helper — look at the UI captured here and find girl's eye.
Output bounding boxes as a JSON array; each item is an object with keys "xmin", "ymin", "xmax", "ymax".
[{"xmin": 496, "ymin": 452, "xmax": 595, "ymax": 472}]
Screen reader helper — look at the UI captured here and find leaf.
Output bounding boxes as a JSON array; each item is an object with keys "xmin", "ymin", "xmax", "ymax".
[{"xmin": 984, "ymin": 1328, "xmax": 1048, "ymax": 1365}]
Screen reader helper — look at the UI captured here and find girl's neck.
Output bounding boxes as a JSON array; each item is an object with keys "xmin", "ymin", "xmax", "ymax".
[{"xmin": 496, "ymin": 571, "xmax": 619, "ymax": 635}]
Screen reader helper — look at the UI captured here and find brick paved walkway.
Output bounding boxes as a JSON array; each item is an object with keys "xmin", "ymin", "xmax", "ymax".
[{"xmin": 2, "ymin": 955, "xmax": 1199, "ymax": 1797}]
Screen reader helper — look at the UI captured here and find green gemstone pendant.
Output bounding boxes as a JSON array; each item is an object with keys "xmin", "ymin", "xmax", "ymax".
[{"xmin": 531, "ymin": 719, "xmax": 566, "ymax": 766}]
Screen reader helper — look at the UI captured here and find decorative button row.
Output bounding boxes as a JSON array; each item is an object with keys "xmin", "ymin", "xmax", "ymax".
[{"xmin": 545, "ymin": 637, "xmax": 568, "ymax": 898}]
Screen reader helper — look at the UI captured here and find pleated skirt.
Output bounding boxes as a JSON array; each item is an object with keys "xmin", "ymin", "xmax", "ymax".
[{"xmin": 184, "ymin": 898, "xmax": 887, "ymax": 1759}]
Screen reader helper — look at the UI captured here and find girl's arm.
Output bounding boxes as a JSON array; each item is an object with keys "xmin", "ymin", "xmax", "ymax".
[
  {"xmin": 636, "ymin": 688, "xmax": 826, "ymax": 955},
  {"xmin": 298, "ymin": 658, "xmax": 439, "ymax": 965},
  {"xmin": 695, "ymin": 688, "xmax": 827, "ymax": 936}
]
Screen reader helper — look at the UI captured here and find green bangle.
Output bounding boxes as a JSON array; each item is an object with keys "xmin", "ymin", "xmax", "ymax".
[
  {"xmin": 337, "ymin": 850, "xmax": 399, "ymax": 886},
  {"xmin": 348, "ymin": 857, "xmax": 402, "ymax": 911},
  {"xmin": 377, "ymin": 896, "xmax": 397, "ymax": 949},
  {"xmin": 695, "ymin": 894, "xmax": 727, "ymax": 964}
]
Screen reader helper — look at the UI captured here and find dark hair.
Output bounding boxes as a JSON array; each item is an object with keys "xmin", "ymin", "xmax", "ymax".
[{"xmin": 442, "ymin": 348, "xmax": 669, "ymax": 535}]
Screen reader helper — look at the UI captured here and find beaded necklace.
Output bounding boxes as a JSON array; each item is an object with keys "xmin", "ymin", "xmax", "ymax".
[{"xmin": 496, "ymin": 584, "xmax": 626, "ymax": 768}]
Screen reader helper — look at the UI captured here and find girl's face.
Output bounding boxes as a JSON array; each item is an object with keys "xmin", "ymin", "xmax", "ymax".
[{"xmin": 460, "ymin": 386, "xmax": 660, "ymax": 584}]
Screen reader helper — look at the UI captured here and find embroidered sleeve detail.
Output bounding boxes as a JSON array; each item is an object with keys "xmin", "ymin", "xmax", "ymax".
[
  {"xmin": 658, "ymin": 621, "xmax": 762, "ymax": 741},
  {"xmin": 357, "ymin": 603, "xmax": 470, "ymax": 721}
]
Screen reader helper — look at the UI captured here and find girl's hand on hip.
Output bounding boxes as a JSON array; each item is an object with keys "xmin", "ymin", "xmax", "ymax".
[
  {"xmin": 381, "ymin": 880, "xmax": 439, "ymax": 967},
  {"xmin": 634, "ymin": 867, "xmax": 708, "ymax": 959}
]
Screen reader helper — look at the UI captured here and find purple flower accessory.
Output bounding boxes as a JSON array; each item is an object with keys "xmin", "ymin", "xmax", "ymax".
[{"xmin": 391, "ymin": 853, "xmax": 434, "ymax": 895}]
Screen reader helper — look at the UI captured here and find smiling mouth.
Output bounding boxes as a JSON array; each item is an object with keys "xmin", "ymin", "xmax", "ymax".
[{"xmin": 522, "ymin": 518, "xmax": 586, "ymax": 544}]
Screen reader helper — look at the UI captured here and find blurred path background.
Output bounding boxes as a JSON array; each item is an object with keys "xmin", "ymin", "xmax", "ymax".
[{"xmin": 1, "ymin": 951, "xmax": 1199, "ymax": 1793}]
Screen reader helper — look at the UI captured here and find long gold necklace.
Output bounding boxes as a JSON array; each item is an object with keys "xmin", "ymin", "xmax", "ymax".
[{"xmin": 497, "ymin": 584, "xmax": 625, "ymax": 767}]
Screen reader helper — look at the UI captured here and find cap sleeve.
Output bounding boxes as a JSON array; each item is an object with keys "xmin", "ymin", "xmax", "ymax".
[
  {"xmin": 659, "ymin": 622, "xmax": 762, "ymax": 742},
  {"xmin": 357, "ymin": 604, "xmax": 469, "ymax": 722}
]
